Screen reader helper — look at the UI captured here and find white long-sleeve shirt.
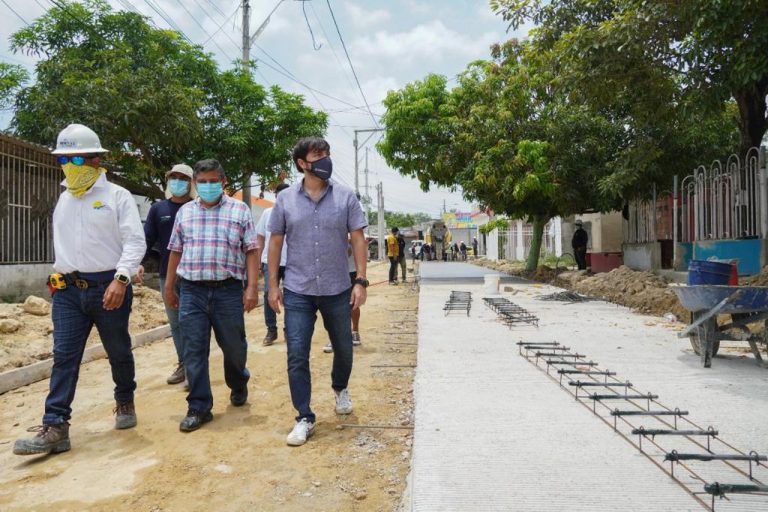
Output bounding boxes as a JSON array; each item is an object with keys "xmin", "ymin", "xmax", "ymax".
[{"xmin": 52, "ymin": 173, "xmax": 146, "ymax": 277}]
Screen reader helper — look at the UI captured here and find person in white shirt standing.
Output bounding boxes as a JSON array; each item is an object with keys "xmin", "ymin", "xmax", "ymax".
[
  {"xmin": 13, "ymin": 124, "xmax": 146, "ymax": 456},
  {"xmin": 255, "ymin": 183, "xmax": 290, "ymax": 346}
]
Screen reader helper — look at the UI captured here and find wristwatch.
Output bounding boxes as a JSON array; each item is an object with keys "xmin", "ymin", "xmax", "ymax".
[
  {"xmin": 114, "ymin": 273, "xmax": 130, "ymax": 285},
  {"xmin": 353, "ymin": 277, "xmax": 369, "ymax": 288}
]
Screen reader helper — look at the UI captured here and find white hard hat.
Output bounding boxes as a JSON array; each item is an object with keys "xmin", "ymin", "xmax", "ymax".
[{"xmin": 52, "ymin": 123, "xmax": 108, "ymax": 155}]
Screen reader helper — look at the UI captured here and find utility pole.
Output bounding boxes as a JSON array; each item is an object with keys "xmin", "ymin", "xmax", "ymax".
[
  {"xmin": 364, "ymin": 148, "xmax": 370, "ymax": 219},
  {"xmin": 241, "ymin": 0, "xmax": 252, "ymax": 209},
  {"xmin": 353, "ymin": 128, "xmax": 384, "ymax": 197},
  {"xmin": 377, "ymin": 182, "xmax": 385, "ymax": 260}
]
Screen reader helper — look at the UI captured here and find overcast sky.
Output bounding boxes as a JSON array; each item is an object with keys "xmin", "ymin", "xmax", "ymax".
[{"xmin": 0, "ymin": 0, "xmax": 525, "ymax": 216}]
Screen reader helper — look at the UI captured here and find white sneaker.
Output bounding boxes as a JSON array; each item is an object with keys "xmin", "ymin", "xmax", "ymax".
[
  {"xmin": 286, "ymin": 418, "xmax": 315, "ymax": 446},
  {"xmin": 323, "ymin": 342, "xmax": 333, "ymax": 353},
  {"xmin": 352, "ymin": 331, "xmax": 361, "ymax": 346},
  {"xmin": 335, "ymin": 388, "xmax": 353, "ymax": 414}
]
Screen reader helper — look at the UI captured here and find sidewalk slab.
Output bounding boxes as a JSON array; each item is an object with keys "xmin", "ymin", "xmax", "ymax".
[{"xmin": 408, "ymin": 280, "xmax": 768, "ymax": 511}]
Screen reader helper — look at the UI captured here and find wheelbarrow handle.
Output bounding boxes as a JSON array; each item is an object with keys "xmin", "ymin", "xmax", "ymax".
[{"xmin": 677, "ymin": 289, "xmax": 744, "ymax": 338}]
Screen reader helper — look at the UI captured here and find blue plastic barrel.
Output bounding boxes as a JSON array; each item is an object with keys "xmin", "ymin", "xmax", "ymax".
[{"xmin": 688, "ymin": 260, "xmax": 732, "ymax": 285}]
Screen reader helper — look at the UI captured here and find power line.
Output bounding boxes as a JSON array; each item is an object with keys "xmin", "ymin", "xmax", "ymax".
[
  {"xmin": 1, "ymin": 0, "xmax": 29, "ymax": 24},
  {"xmin": 202, "ymin": 5, "xmax": 240, "ymax": 46},
  {"xmin": 204, "ymin": 0, "xmax": 227, "ymax": 18},
  {"xmin": 172, "ymin": 0, "xmax": 236, "ymax": 60},
  {"xmin": 308, "ymin": 1, "xmax": 357, "ymax": 96},
  {"xmin": 324, "ymin": 0, "xmax": 379, "ymax": 128}
]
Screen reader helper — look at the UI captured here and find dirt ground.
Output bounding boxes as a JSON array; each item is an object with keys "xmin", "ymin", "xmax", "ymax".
[
  {"xmin": 0, "ymin": 286, "xmax": 168, "ymax": 372},
  {"xmin": 0, "ymin": 261, "xmax": 418, "ymax": 512}
]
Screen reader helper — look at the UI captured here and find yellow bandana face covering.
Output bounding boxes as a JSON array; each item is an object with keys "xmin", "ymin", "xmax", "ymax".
[{"xmin": 62, "ymin": 164, "xmax": 105, "ymax": 197}]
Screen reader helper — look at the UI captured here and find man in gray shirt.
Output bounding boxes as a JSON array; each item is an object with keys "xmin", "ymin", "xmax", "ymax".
[{"xmin": 268, "ymin": 136, "xmax": 368, "ymax": 446}]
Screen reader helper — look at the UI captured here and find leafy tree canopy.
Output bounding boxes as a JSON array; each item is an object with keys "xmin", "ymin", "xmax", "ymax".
[
  {"xmin": 491, "ymin": 0, "xmax": 766, "ymax": 153},
  {"xmin": 0, "ymin": 63, "xmax": 28, "ymax": 111},
  {"xmin": 367, "ymin": 210, "xmax": 433, "ymax": 229},
  {"xmin": 9, "ymin": 0, "xmax": 326, "ymax": 198}
]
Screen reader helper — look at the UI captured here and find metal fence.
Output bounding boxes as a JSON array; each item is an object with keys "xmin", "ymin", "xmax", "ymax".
[
  {"xmin": 624, "ymin": 186, "xmax": 676, "ymax": 244},
  {"xmin": 0, "ymin": 133, "xmax": 60, "ymax": 264},
  {"xmin": 679, "ymin": 147, "xmax": 765, "ymax": 242},
  {"xmin": 496, "ymin": 221, "xmax": 557, "ymax": 260}
]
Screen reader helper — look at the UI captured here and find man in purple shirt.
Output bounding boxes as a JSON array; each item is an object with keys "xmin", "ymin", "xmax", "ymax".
[
  {"xmin": 268, "ymin": 136, "xmax": 368, "ymax": 446},
  {"xmin": 165, "ymin": 159, "xmax": 260, "ymax": 432}
]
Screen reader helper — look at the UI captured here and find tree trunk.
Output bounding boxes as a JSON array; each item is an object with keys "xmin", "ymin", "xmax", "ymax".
[
  {"xmin": 734, "ymin": 80, "xmax": 768, "ymax": 155},
  {"xmin": 524, "ymin": 216, "xmax": 547, "ymax": 272}
]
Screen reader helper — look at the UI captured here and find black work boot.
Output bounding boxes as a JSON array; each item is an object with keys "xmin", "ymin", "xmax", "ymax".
[
  {"xmin": 13, "ymin": 423, "xmax": 71, "ymax": 455},
  {"xmin": 114, "ymin": 400, "xmax": 137, "ymax": 430}
]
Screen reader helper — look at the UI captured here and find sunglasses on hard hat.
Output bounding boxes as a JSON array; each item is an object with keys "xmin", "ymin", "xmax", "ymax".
[{"xmin": 56, "ymin": 155, "xmax": 97, "ymax": 166}]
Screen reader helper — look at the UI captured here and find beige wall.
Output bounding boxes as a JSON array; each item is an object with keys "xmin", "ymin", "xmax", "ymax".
[{"xmin": 564, "ymin": 211, "xmax": 623, "ymax": 253}]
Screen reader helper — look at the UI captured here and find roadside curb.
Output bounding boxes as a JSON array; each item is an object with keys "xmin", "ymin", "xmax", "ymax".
[{"xmin": 0, "ymin": 324, "xmax": 171, "ymax": 395}]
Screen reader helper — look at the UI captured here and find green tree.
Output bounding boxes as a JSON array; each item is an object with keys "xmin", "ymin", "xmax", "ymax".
[
  {"xmin": 9, "ymin": 0, "xmax": 326, "ymax": 197},
  {"xmin": 200, "ymin": 69, "xmax": 327, "ymax": 191},
  {"xmin": 366, "ymin": 210, "xmax": 421, "ymax": 229},
  {"xmin": 491, "ymin": 0, "xmax": 763, "ymax": 154},
  {"xmin": 379, "ymin": 41, "xmax": 624, "ymax": 270},
  {"xmin": 11, "ymin": 0, "xmax": 215, "ymax": 197},
  {"xmin": 0, "ymin": 62, "xmax": 28, "ymax": 111}
]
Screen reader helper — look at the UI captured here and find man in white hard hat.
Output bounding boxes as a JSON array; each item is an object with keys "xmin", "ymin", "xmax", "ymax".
[
  {"xmin": 14, "ymin": 124, "xmax": 146, "ymax": 456},
  {"xmin": 572, "ymin": 219, "xmax": 589, "ymax": 270},
  {"xmin": 139, "ymin": 164, "xmax": 196, "ymax": 386}
]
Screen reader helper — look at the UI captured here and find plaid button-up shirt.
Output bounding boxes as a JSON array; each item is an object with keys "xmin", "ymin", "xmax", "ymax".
[{"xmin": 168, "ymin": 195, "xmax": 259, "ymax": 281}]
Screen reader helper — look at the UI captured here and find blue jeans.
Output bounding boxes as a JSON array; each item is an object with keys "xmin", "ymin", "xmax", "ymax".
[
  {"xmin": 44, "ymin": 270, "xmax": 135, "ymax": 425},
  {"xmin": 158, "ymin": 276, "xmax": 182, "ymax": 363},
  {"xmin": 262, "ymin": 263, "xmax": 285, "ymax": 331},
  {"xmin": 179, "ymin": 278, "xmax": 250, "ymax": 413},
  {"xmin": 283, "ymin": 287, "xmax": 353, "ymax": 423}
]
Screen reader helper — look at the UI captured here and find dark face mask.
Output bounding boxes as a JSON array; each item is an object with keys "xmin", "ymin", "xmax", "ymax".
[{"xmin": 307, "ymin": 156, "xmax": 333, "ymax": 181}]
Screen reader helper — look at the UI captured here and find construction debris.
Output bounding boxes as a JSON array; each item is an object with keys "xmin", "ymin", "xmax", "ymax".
[{"xmin": 536, "ymin": 291, "xmax": 595, "ymax": 303}]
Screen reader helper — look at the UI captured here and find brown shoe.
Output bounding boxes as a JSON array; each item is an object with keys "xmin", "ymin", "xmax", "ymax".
[
  {"xmin": 13, "ymin": 423, "xmax": 71, "ymax": 455},
  {"xmin": 263, "ymin": 329, "xmax": 278, "ymax": 346},
  {"xmin": 114, "ymin": 400, "xmax": 137, "ymax": 430},
  {"xmin": 167, "ymin": 363, "xmax": 185, "ymax": 385}
]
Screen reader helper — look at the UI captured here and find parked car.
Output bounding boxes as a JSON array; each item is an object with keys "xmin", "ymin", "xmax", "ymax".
[{"xmin": 410, "ymin": 240, "xmax": 425, "ymax": 257}]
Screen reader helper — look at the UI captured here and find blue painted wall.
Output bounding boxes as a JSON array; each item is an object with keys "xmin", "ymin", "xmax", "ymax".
[{"xmin": 676, "ymin": 239, "xmax": 763, "ymax": 275}]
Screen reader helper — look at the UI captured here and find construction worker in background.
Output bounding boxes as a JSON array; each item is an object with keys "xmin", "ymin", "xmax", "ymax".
[
  {"xmin": 387, "ymin": 227, "xmax": 400, "ymax": 284},
  {"xmin": 397, "ymin": 231, "xmax": 407, "ymax": 282},
  {"xmin": 138, "ymin": 164, "xmax": 196, "ymax": 387},
  {"xmin": 572, "ymin": 219, "xmax": 589, "ymax": 270},
  {"xmin": 14, "ymin": 124, "xmax": 146, "ymax": 456},
  {"xmin": 255, "ymin": 183, "xmax": 291, "ymax": 346}
]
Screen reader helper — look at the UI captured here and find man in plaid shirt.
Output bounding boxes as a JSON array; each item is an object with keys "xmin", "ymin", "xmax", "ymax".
[{"xmin": 165, "ymin": 159, "xmax": 260, "ymax": 432}]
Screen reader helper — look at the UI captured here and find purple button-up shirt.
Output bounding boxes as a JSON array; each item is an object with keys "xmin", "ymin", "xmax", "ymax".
[{"xmin": 268, "ymin": 179, "xmax": 367, "ymax": 296}]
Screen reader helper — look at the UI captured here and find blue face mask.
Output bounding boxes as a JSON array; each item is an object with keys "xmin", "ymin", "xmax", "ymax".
[
  {"xmin": 169, "ymin": 178, "xmax": 190, "ymax": 197},
  {"xmin": 197, "ymin": 182, "xmax": 224, "ymax": 203},
  {"xmin": 308, "ymin": 156, "xmax": 333, "ymax": 181}
]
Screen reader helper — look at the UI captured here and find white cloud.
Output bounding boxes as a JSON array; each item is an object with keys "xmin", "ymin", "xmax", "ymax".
[
  {"xmin": 343, "ymin": 4, "xmax": 391, "ymax": 28},
  {"xmin": 351, "ymin": 20, "xmax": 499, "ymax": 65}
]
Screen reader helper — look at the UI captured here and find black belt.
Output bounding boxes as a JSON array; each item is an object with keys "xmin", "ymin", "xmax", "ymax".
[
  {"xmin": 63, "ymin": 273, "xmax": 111, "ymax": 289},
  {"xmin": 184, "ymin": 277, "xmax": 240, "ymax": 288}
]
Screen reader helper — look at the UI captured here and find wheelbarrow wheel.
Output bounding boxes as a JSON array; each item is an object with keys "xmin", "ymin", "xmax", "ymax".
[
  {"xmin": 689, "ymin": 312, "xmax": 720, "ymax": 367},
  {"xmin": 688, "ymin": 334, "xmax": 720, "ymax": 357}
]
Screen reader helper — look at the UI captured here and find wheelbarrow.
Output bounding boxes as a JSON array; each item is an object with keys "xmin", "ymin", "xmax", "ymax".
[{"xmin": 672, "ymin": 286, "xmax": 768, "ymax": 368}]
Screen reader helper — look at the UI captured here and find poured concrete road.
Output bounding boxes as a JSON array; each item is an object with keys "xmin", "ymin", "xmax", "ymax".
[
  {"xmin": 407, "ymin": 268, "xmax": 768, "ymax": 511},
  {"xmin": 418, "ymin": 261, "xmax": 525, "ymax": 283}
]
